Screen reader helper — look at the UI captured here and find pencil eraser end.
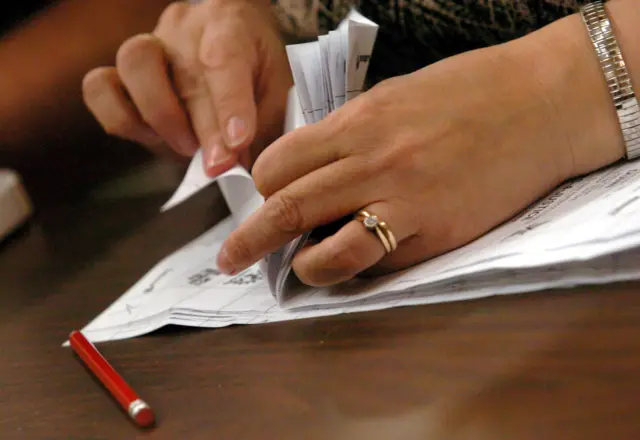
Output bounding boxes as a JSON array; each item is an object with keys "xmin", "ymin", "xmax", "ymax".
[{"xmin": 134, "ymin": 407, "xmax": 156, "ymax": 428}]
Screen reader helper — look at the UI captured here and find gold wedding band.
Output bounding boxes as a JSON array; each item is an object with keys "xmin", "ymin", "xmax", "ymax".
[{"xmin": 355, "ymin": 210, "xmax": 398, "ymax": 254}]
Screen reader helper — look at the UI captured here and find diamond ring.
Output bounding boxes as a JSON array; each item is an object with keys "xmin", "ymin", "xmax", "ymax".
[{"xmin": 355, "ymin": 210, "xmax": 398, "ymax": 254}]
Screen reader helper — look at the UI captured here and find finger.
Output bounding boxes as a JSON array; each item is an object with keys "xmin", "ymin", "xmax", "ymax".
[
  {"xmin": 205, "ymin": 143, "xmax": 237, "ymax": 177},
  {"xmin": 236, "ymin": 66, "xmax": 292, "ymax": 171},
  {"xmin": 195, "ymin": 110, "xmax": 237, "ymax": 177},
  {"xmin": 82, "ymin": 66, "xmax": 173, "ymax": 156},
  {"xmin": 251, "ymin": 123, "xmax": 342, "ymax": 197},
  {"xmin": 216, "ymin": 157, "xmax": 386, "ymax": 275},
  {"xmin": 251, "ymin": 92, "xmax": 373, "ymax": 197},
  {"xmin": 362, "ymin": 234, "xmax": 431, "ymax": 276},
  {"xmin": 178, "ymin": 73, "xmax": 238, "ymax": 177},
  {"xmin": 199, "ymin": 18, "xmax": 257, "ymax": 151},
  {"xmin": 116, "ymin": 33, "xmax": 198, "ymax": 156},
  {"xmin": 291, "ymin": 201, "xmax": 416, "ymax": 286}
]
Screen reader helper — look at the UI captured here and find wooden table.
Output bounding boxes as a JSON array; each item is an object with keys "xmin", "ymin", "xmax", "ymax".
[{"xmin": 2, "ymin": 153, "xmax": 640, "ymax": 440}]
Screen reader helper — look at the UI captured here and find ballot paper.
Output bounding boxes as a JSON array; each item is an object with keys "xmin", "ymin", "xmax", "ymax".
[{"xmin": 72, "ymin": 10, "xmax": 640, "ymax": 344}]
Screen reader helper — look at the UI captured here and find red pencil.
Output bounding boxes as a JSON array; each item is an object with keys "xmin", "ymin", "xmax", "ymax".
[{"xmin": 69, "ymin": 330, "xmax": 156, "ymax": 428}]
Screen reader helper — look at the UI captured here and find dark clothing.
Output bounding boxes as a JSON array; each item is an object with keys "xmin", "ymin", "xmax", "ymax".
[{"xmin": 272, "ymin": 0, "xmax": 587, "ymax": 82}]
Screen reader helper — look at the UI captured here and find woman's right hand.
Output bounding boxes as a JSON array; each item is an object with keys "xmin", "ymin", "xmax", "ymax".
[{"xmin": 82, "ymin": 0, "xmax": 292, "ymax": 176}]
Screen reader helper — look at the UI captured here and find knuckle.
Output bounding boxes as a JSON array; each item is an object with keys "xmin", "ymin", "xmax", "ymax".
[
  {"xmin": 342, "ymin": 79, "xmax": 395, "ymax": 130},
  {"xmin": 356, "ymin": 77, "xmax": 395, "ymax": 111},
  {"xmin": 350, "ymin": 93, "xmax": 378, "ymax": 120},
  {"xmin": 116, "ymin": 34, "xmax": 161, "ymax": 72},
  {"xmin": 376, "ymin": 128, "xmax": 434, "ymax": 177},
  {"xmin": 81, "ymin": 67, "xmax": 113, "ymax": 104},
  {"xmin": 335, "ymin": 96, "xmax": 383, "ymax": 150},
  {"xmin": 172, "ymin": 55, "xmax": 200, "ymax": 81},
  {"xmin": 211, "ymin": 82, "xmax": 244, "ymax": 107},
  {"xmin": 370, "ymin": 76, "xmax": 401, "ymax": 94},
  {"xmin": 100, "ymin": 111, "xmax": 139, "ymax": 139},
  {"xmin": 173, "ymin": 66, "xmax": 208, "ymax": 100},
  {"xmin": 157, "ymin": 2, "xmax": 189, "ymax": 27},
  {"xmin": 200, "ymin": 36, "xmax": 243, "ymax": 70},
  {"xmin": 326, "ymin": 242, "xmax": 364, "ymax": 276},
  {"xmin": 199, "ymin": 13, "xmax": 247, "ymax": 69},
  {"xmin": 382, "ymin": 138, "xmax": 420, "ymax": 171},
  {"xmin": 267, "ymin": 191, "xmax": 305, "ymax": 233}
]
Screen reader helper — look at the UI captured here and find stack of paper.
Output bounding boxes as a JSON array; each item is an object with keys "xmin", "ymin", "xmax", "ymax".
[
  {"xmin": 285, "ymin": 9, "xmax": 378, "ymax": 122},
  {"xmin": 72, "ymin": 10, "xmax": 640, "ymax": 344}
]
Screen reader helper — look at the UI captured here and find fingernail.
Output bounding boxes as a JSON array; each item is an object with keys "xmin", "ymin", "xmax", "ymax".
[
  {"xmin": 226, "ymin": 117, "xmax": 247, "ymax": 148},
  {"xmin": 217, "ymin": 246, "xmax": 235, "ymax": 275},
  {"xmin": 205, "ymin": 142, "xmax": 233, "ymax": 169}
]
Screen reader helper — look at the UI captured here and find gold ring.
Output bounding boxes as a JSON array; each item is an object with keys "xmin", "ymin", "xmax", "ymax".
[{"xmin": 355, "ymin": 210, "xmax": 398, "ymax": 254}]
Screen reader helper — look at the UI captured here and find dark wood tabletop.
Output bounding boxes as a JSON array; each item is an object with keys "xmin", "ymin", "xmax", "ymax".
[{"xmin": 2, "ymin": 146, "xmax": 640, "ymax": 440}]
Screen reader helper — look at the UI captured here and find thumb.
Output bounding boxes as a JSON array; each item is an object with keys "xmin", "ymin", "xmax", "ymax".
[{"xmin": 199, "ymin": 19, "xmax": 258, "ymax": 152}]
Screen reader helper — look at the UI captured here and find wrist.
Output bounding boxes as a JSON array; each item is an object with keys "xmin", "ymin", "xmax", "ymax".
[{"xmin": 505, "ymin": 5, "xmax": 633, "ymax": 180}]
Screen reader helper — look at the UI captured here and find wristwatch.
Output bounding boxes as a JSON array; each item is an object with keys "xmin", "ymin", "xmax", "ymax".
[{"xmin": 580, "ymin": 0, "xmax": 640, "ymax": 160}]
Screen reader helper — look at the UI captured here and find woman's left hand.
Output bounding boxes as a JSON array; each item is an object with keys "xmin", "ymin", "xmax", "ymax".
[{"xmin": 215, "ymin": 18, "xmax": 623, "ymax": 285}]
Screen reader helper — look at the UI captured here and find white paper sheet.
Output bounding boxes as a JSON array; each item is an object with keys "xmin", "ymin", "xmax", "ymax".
[
  {"xmin": 341, "ymin": 10, "xmax": 378, "ymax": 100},
  {"xmin": 69, "ymin": 10, "xmax": 640, "ymax": 344},
  {"xmin": 73, "ymin": 157, "xmax": 640, "ymax": 344}
]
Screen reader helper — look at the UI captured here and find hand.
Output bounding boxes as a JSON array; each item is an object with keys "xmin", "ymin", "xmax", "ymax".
[
  {"xmin": 82, "ymin": 0, "xmax": 292, "ymax": 176},
  {"xmin": 214, "ymin": 41, "xmax": 585, "ymax": 285}
]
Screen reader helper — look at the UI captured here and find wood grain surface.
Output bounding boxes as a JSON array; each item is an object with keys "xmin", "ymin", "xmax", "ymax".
[{"xmin": 1, "ymin": 154, "xmax": 639, "ymax": 440}]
